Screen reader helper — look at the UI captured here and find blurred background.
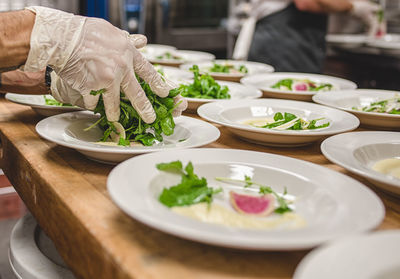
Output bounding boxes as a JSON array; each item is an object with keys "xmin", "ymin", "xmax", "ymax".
[{"xmin": 0, "ymin": 0, "xmax": 399, "ymax": 90}]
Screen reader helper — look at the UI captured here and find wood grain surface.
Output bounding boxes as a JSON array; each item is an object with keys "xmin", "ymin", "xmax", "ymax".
[{"xmin": 0, "ymin": 97, "xmax": 399, "ymax": 279}]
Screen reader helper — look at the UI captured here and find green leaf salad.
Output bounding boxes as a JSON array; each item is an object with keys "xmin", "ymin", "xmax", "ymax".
[
  {"xmin": 209, "ymin": 63, "xmax": 248, "ymax": 74},
  {"xmin": 271, "ymin": 78, "xmax": 333, "ymax": 92},
  {"xmin": 86, "ymin": 77, "xmax": 182, "ymax": 147},
  {"xmin": 177, "ymin": 65, "xmax": 231, "ymax": 99},
  {"xmin": 43, "ymin": 95, "xmax": 73, "ymax": 107},
  {"xmin": 352, "ymin": 97, "xmax": 400, "ymax": 115}
]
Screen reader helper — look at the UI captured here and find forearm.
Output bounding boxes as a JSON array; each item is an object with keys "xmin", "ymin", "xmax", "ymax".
[
  {"xmin": 0, "ymin": 69, "xmax": 47, "ymax": 94},
  {"xmin": 294, "ymin": 0, "xmax": 353, "ymax": 13},
  {"xmin": 0, "ymin": 10, "xmax": 35, "ymax": 72}
]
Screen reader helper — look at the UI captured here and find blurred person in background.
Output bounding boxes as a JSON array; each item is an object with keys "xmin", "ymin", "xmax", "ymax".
[{"xmin": 232, "ymin": 0, "xmax": 383, "ymax": 73}]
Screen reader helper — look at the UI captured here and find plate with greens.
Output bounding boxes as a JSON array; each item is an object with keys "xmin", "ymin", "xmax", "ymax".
[
  {"xmin": 35, "ymin": 112, "xmax": 220, "ymax": 164},
  {"xmin": 153, "ymin": 65, "xmax": 193, "ymax": 83},
  {"xmin": 107, "ymin": 148, "xmax": 384, "ymax": 250},
  {"xmin": 321, "ymin": 131, "xmax": 400, "ymax": 196},
  {"xmin": 180, "ymin": 60, "xmax": 274, "ymax": 82},
  {"xmin": 145, "ymin": 50, "xmax": 215, "ymax": 67},
  {"xmin": 5, "ymin": 93, "xmax": 83, "ymax": 116},
  {"xmin": 313, "ymin": 89, "xmax": 400, "ymax": 130},
  {"xmin": 175, "ymin": 65, "xmax": 262, "ymax": 112},
  {"xmin": 197, "ymin": 99, "xmax": 359, "ymax": 147},
  {"xmin": 241, "ymin": 73, "xmax": 357, "ymax": 101},
  {"xmin": 139, "ymin": 44, "xmax": 176, "ymax": 54}
]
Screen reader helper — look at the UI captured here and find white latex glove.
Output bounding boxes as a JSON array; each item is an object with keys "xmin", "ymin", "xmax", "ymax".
[
  {"xmin": 351, "ymin": 1, "xmax": 382, "ymax": 36},
  {"xmin": 24, "ymin": 6, "xmax": 173, "ymax": 123}
]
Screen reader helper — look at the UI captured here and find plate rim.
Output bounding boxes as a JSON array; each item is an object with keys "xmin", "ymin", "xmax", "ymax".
[
  {"xmin": 35, "ymin": 111, "xmax": 220, "ymax": 155},
  {"xmin": 5, "ymin": 93, "xmax": 83, "ymax": 111},
  {"xmin": 197, "ymin": 99, "xmax": 360, "ymax": 137},
  {"xmin": 107, "ymin": 148, "xmax": 384, "ymax": 250},
  {"xmin": 321, "ymin": 131, "xmax": 400, "ymax": 190}
]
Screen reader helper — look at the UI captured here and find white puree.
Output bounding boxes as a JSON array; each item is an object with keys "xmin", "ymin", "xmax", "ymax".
[
  {"xmin": 372, "ymin": 157, "xmax": 400, "ymax": 179},
  {"xmin": 242, "ymin": 118, "xmax": 275, "ymax": 127},
  {"xmin": 172, "ymin": 203, "xmax": 306, "ymax": 230}
]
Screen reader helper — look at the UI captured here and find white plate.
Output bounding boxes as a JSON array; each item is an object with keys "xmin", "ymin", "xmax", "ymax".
[
  {"xmin": 5, "ymin": 93, "xmax": 83, "ymax": 116},
  {"xmin": 197, "ymin": 99, "xmax": 359, "ymax": 147},
  {"xmin": 241, "ymin": 73, "xmax": 357, "ymax": 101},
  {"xmin": 154, "ymin": 65, "xmax": 193, "ymax": 83},
  {"xmin": 321, "ymin": 131, "xmax": 400, "ymax": 195},
  {"xmin": 326, "ymin": 34, "xmax": 368, "ymax": 48},
  {"xmin": 139, "ymin": 44, "xmax": 176, "ymax": 54},
  {"xmin": 313, "ymin": 89, "xmax": 400, "ymax": 130},
  {"xmin": 144, "ymin": 50, "xmax": 215, "ymax": 67},
  {"xmin": 367, "ymin": 34, "xmax": 400, "ymax": 50},
  {"xmin": 294, "ymin": 230, "xmax": 400, "ymax": 279},
  {"xmin": 35, "ymin": 112, "xmax": 220, "ymax": 164},
  {"xmin": 107, "ymin": 148, "xmax": 384, "ymax": 250},
  {"xmin": 180, "ymin": 60, "xmax": 274, "ymax": 82},
  {"xmin": 180, "ymin": 80, "xmax": 262, "ymax": 112}
]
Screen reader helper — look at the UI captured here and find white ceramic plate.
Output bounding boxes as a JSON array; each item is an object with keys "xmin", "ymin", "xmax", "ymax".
[
  {"xmin": 107, "ymin": 148, "xmax": 384, "ymax": 250},
  {"xmin": 155, "ymin": 65, "xmax": 193, "ymax": 82},
  {"xmin": 321, "ymin": 131, "xmax": 400, "ymax": 195},
  {"xmin": 180, "ymin": 80, "xmax": 262, "ymax": 112},
  {"xmin": 367, "ymin": 34, "xmax": 400, "ymax": 50},
  {"xmin": 197, "ymin": 99, "xmax": 359, "ymax": 147},
  {"xmin": 5, "ymin": 93, "xmax": 83, "ymax": 117},
  {"xmin": 241, "ymin": 73, "xmax": 357, "ymax": 101},
  {"xmin": 313, "ymin": 89, "xmax": 400, "ymax": 130},
  {"xmin": 180, "ymin": 60, "xmax": 274, "ymax": 82},
  {"xmin": 294, "ymin": 230, "xmax": 400, "ymax": 279},
  {"xmin": 145, "ymin": 50, "xmax": 215, "ymax": 67},
  {"xmin": 139, "ymin": 44, "xmax": 176, "ymax": 54},
  {"xmin": 35, "ymin": 111, "xmax": 220, "ymax": 164},
  {"xmin": 326, "ymin": 34, "xmax": 368, "ymax": 48}
]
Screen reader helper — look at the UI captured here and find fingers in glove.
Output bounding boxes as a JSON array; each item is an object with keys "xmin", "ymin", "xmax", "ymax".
[
  {"xmin": 132, "ymin": 51, "xmax": 172, "ymax": 98},
  {"xmin": 172, "ymin": 95, "xmax": 188, "ymax": 117},
  {"xmin": 129, "ymin": 34, "xmax": 147, "ymax": 49},
  {"xmin": 102, "ymin": 82, "xmax": 121, "ymax": 122},
  {"xmin": 121, "ymin": 70, "xmax": 156, "ymax": 124}
]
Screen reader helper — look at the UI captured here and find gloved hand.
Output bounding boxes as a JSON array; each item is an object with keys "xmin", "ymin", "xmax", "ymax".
[
  {"xmin": 24, "ymin": 6, "xmax": 176, "ymax": 123},
  {"xmin": 351, "ymin": 1, "xmax": 382, "ymax": 36}
]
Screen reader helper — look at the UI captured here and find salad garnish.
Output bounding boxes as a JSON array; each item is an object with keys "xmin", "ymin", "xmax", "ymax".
[
  {"xmin": 43, "ymin": 95, "xmax": 72, "ymax": 107},
  {"xmin": 157, "ymin": 161, "xmax": 293, "ymax": 215},
  {"xmin": 271, "ymin": 78, "xmax": 333, "ymax": 92},
  {"xmin": 247, "ymin": 112, "xmax": 330, "ymax": 130},
  {"xmin": 177, "ymin": 65, "xmax": 231, "ymax": 99},
  {"xmin": 352, "ymin": 97, "xmax": 400, "ymax": 115},
  {"xmin": 209, "ymin": 63, "xmax": 248, "ymax": 74},
  {"xmin": 85, "ymin": 77, "xmax": 182, "ymax": 147},
  {"xmin": 156, "ymin": 52, "xmax": 182, "ymax": 60}
]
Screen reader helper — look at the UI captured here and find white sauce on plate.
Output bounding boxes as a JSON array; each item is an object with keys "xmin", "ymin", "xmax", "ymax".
[
  {"xmin": 242, "ymin": 118, "xmax": 275, "ymax": 127},
  {"xmin": 372, "ymin": 157, "xmax": 400, "ymax": 179},
  {"xmin": 172, "ymin": 203, "xmax": 306, "ymax": 230}
]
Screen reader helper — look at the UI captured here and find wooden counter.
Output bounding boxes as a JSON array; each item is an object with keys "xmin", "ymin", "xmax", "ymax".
[{"xmin": 0, "ymin": 97, "xmax": 399, "ymax": 279}]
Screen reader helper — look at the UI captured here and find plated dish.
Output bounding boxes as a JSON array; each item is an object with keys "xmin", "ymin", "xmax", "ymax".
[
  {"xmin": 144, "ymin": 50, "xmax": 215, "ymax": 67},
  {"xmin": 313, "ymin": 89, "xmax": 400, "ymax": 130},
  {"xmin": 180, "ymin": 60, "xmax": 274, "ymax": 82},
  {"xmin": 367, "ymin": 34, "xmax": 400, "ymax": 54},
  {"xmin": 321, "ymin": 131, "xmax": 400, "ymax": 195},
  {"xmin": 241, "ymin": 73, "xmax": 357, "ymax": 101},
  {"xmin": 294, "ymin": 230, "xmax": 400, "ymax": 279},
  {"xmin": 325, "ymin": 34, "xmax": 368, "ymax": 49},
  {"xmin": 197, "ymin": 99, "xmax": 359, "ymax": 147},
  {"xmin": 35, "ymin": 111, "xmax": 220, "ymax": 164},
  {"xmin": 139, "ymin": 44, "xmax": 176, "ymax": 54},
  {"xmin": 154, "ymin": 65, "xmax": 193, "ymax": 83},
  {"xmin": 107, "ymin": 148, "xmax": 384, "ymax": 250},
  {"xmin": 5, "ymin": 93, "xmax": 83, "ymax": 116}
]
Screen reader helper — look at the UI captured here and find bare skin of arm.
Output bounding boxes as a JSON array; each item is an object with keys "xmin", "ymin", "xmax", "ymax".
[
  {"xmin": 294, "ymin": 0, "xmax": 353, "ymax": 13},
  {"xmin": 0, "ymin": 69, "xmax": 47, "ymax": 94},
  {"xmin": 0, "ymin": 10, "xmax": 35, "ymax": 72}
]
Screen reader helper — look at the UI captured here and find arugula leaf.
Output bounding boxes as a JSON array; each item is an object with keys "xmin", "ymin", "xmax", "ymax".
[
  {"xmin": 158, "ymin": 161, "xmax": 221, "ymax": 208},
  {"xmin": 177, "ymin": 65, "xmax": 231, "ymax": 99},
  {"xmin": 256, "ymin": 112, "xmax": 329, "ymax": 130},
  {"xmin": 43, "ymin": 96, "xmax": 73, "ymax": 107},
  {"xmin": 271, "ymin": 79, "xmax": 293, "ymax": 90}
]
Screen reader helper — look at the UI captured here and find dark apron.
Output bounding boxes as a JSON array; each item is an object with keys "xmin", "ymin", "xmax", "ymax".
[{"xmin": 248, "ymin": 3, "xmax": 327, "ymax": 73}]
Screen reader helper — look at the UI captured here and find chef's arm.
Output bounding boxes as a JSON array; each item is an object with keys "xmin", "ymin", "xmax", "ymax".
[
  {"xmin": 0, "ymin": 10, "xmax": 35, "ymax": 72},
  {"xmin": 294, "ymin": 0, "xmax": 353, "ymax": 13},
  {"xmin": 0, "ymin": 69, "xmax": 47, "ymax": 94}
]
